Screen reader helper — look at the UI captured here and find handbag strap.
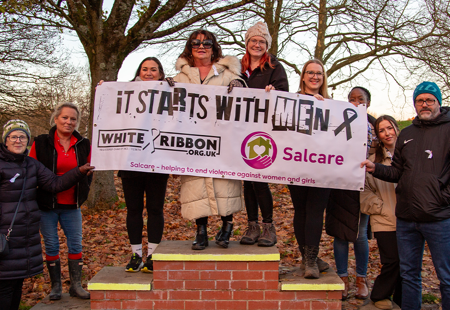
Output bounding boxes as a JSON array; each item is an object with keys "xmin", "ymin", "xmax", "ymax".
[{"xmin": 6, "ymin": 163, "xmax": 27, "ymax": 240}]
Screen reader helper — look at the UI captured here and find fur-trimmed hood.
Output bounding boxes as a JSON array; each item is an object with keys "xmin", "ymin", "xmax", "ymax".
[{"xmin": 175, "ymin": 55, "xmax": 242, "ymax": 76}]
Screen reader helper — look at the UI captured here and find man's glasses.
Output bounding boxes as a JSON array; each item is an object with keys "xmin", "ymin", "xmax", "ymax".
[
  {"xmin": 415, "ymin": 99, "xmax": 436, "ymax": 106},
  {"xmin": 191, "ymin": 39, "xmax": 213, "ymax": 49},
  {"xmin": 305, "ymin": 71, "xmax": 324, "ymax": 77},
  {"xmin": 8, "ymin": 135, "xmax": 28, "ymax": 142}
]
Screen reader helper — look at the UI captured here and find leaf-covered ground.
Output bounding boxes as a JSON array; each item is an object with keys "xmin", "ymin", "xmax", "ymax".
[{"xmin": 22, "ymin": 174, "xmax": 441, "ymax": 309}]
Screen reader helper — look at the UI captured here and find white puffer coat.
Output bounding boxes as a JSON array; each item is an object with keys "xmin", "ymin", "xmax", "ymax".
[{"xmin": 174, "ymin": 55, "xmax": 245, "ymax": 220}]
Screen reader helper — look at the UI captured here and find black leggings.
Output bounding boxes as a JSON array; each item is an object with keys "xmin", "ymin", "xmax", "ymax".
[
  {"xmin": 0, "ymin": 278, "xmax": 24, "ymax": 310},
  {"xmin": 196, "ymin": 215, "xmax": 233, "ymax": 226},
  {"xmin": 243, "ymin": 181, "xmax": 273, "ymax": 223},
  {"xmin": 122, "ymin": 172, "xmax": 169, "ymax": 244},
  {"xmin": 288, "ymin": 185, "xmax": 330, "ymax": 248}
]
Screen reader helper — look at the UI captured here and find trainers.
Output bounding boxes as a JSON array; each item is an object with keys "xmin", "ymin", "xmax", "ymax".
[
  {"xmin": 258, "ymin": 223, "xmax": 277, "ymax": 247},
  {"xmin": 125, "ymin": 253, "xmax": 143, "ymax": 272},
  {"xmin": 142, "ymin": 255, "xmax": 153, "ymax": 273},
  {"xmin": 240, "ymin": 221, "xmax": 261, "ymax": 245}
]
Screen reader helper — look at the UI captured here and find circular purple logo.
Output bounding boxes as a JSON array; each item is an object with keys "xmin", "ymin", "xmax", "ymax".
[{"xmin": 241, "ymin": 132, "xmax": 277, "ymax": 169}]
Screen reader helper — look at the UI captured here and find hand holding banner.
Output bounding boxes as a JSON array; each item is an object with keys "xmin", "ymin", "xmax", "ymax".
[{"xmin": 92, "ymin": 81, "xmax": 367, "ymax": 190}]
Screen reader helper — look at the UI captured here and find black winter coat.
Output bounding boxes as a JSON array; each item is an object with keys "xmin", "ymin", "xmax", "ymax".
[
  {"xmin": 0, "ymin": 144, "xmax": 84, "ymax": 280},
  {"xmin": 33, "ymin": 126, "xmax": 91, "ymax": 209},
  {"xmin": 241, "ymin": 55, "xmax": 289, "ymax": 92},
  {"xmin": 374, "ymin": 107, "xmax": 450, "ymax": 222}
]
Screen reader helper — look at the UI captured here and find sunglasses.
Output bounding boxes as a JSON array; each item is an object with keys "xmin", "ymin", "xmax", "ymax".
[{"xmin": 191, "ymin": 39, "xmax": 213, "ymax": 49}]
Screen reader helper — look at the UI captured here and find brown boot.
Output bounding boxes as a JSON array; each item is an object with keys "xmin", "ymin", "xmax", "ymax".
[
  {"xmin": 240, "ymin": 221, "xmax": 260, "ymax": 245},
  {"xmin": 355, "ymin": 276, "xmax": 369, "ymax": 299},
  {"xmin": 258, "ymin": 223, "xmax": 277, "ymax": 247},
  {"xmin": 340, "ymin": 276, "xmax": 349, "ymax": 300},
  {"xmin": 300, "ymin": 246, "xmax": 329, "ymax": 272},
  {"xmin": 304, "ymin": 245, "xmax": 320, "ymax": 279}
]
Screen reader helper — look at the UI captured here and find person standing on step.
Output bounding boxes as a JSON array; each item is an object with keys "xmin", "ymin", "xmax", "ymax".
[
  {"xmin": 1, "ymin": 119, "xmax": 94, "ymax": 309},
  {"xmin": 361, "ymin": 115, "xmax": 402, "ymax": 310},
  {"xmin": 288, "ymin": 59, "xmax": 331, "ymax": 279},
  {"xmin": 98, "ymin": 57, "xmax": 170, "ymax": 273},
  {"xmin": 327, "ymin": 87, "xmax": 373, "ymax": 300},
  {"xmin": 171, "ymin": 29, "xmax": 245, "ymax": 250},
  {"xmin": 239, "ymin": 21, "xmax": 289, "ymax": 247},
  {"xmin": 29, "ymin": 103, "xmax": 92, "ymax": 300}
]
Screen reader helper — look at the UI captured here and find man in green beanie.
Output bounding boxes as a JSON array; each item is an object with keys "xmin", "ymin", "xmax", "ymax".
[{"xmin": 361, "ymin": 81, "xmax": 450, "ymax": 309}]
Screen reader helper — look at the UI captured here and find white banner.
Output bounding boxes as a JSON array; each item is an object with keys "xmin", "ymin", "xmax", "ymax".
[{"xmin": 92, "ymin": 81, "xmax": 367, "ymax": 190}]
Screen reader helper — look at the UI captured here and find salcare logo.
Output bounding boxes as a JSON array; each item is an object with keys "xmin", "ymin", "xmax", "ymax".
[{"xmin": 241, "ymin": 132, "xmax": 277, "ymax": 169}]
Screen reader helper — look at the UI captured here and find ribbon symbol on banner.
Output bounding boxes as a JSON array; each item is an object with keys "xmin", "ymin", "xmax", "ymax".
[{"xmin": 334, "ymin": 108, "xmax": 357, "ymax": 141}]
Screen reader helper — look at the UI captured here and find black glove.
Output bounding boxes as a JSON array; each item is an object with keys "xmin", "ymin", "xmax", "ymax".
[
  {"xmin": 227, "ymin": 79, "xmax": 244, "ymax": 93},
  {"xmin": 165, "ymin": 77, "xmax": 175, "ymax": 87}
]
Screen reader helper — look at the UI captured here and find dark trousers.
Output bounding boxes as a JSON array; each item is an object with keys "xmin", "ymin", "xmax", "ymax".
[
  {"xmin": 371, "ymin": 231, "xmax": 402, "ymax": 307},
  {"xmin": 122, "ymin": 173, "xmax": 169, "ymax": 244},
  {"xmin": 243, "ymin": 181, "xmax": 273, "ymax": 223},
  {"xmin": 0, "ymin": 278, "xmax": 24, "ymax": 310},
  {"xmin": 288, "ymin": 185, "xmax": 330, "ymax": 248},
  {"xmin": 196, "ymin": 215, "xmax": 233, "ymax": 226}
]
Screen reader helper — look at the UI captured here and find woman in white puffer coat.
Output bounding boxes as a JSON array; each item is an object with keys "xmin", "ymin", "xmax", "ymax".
[{"xmin": 172, "ymin": 29, "xmax": 245, "ymax": 250}]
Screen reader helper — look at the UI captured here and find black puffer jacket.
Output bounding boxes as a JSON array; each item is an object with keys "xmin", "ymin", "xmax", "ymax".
[
  {"xmin": 33, "ymin": 126, "xmax": 91, "ymax": 209},
  {"xmin": 241, "ymin": 54, "xmax": 289, "ymax": 92},
  {"xmin": 0, "ymin": 144, "xmax": 84, "ymax": 280},
  {"xmin": 374, "ymin": 107, "xmax": 450, "ymax": 222}
]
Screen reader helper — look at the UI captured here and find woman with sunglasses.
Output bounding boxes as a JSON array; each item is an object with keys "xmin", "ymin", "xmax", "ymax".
[
  {"xmin": 288, "ymin": 59, "xmax": 331, "ymax": 279},
  {"xmin": 173, "ymin": 29, "xmax": 245, "ymax": 250},
  {"xmin": 239, "ymin": 22, "xmax": 289, "ymax": 247},
  {"xmin": 361, "ymin": 115, "xmax": 402, "ymax": 309}
]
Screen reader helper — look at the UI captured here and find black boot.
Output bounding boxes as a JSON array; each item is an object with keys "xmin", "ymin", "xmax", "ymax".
[
  {"xmin": 46, "ymin": 259, "xmax": 62, "ymax": 300},
  {"xmin": 68, "ymin": 259, "xmax": 90, "ymax": 299},
  {"xmin": 304, "ymin": 245, "xmax": 320, "ymax": 279},
  {"xmin": 192, "ymin": 224, "xmax": 208, "ymax": 250},
  {"xmin": 215, "ymin": 222, "xmax": 233, "ymax": 248}
]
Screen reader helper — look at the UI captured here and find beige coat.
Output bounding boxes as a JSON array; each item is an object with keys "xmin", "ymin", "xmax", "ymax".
[
  {"xmin": 360, "ymin": 151, "xmax": 397, "ymax": 232},
  {"xmin": 174, "ymin": 55, "xmax": 245, "ymax": 220},
  {"xmin": 173, "ymin": 56, "xmax": 245, "ymax": 86}
]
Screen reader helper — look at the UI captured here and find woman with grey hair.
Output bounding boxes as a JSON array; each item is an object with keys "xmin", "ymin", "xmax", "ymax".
[{"xmin": 29, "ymin": 102, "xmax": 92, "ymax": 300}]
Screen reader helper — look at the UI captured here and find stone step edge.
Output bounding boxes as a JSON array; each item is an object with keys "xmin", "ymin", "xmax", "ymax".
[{"xmin": 151, "ymin": 253, "xmax": 280, "ymax": 261}]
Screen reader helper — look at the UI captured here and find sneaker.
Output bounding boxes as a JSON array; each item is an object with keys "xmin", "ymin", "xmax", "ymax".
[
  {"xmin": 125, "ymin": 253, "xmax": 143, "ymax": 272},
  {"xmin": 258, "ymin": 223, "xmax": 277, "ymax": 247},
  {"xmin": 240, "ymin": 221, "xmax": 261, "ymax": 245},
  {"xmin": 141, "ymin": 255, "xmax": 153, "ymax": 273}
]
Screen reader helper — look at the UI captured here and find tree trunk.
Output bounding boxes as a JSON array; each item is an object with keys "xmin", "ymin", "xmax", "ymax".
[
  {"xmin": 84, "ymin": 40, "xmax": 126, "ymax": 209},
  {"xmin": 314, "ymin": 0, "xmax": 327, "ymax": 62}
]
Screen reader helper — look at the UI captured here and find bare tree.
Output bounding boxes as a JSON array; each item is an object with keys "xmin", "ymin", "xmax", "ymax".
[
  {"xmin": 9, "ymin": 0, "xmax": 255, "ymax": 207},
  {"xmin": 162, "ymin": 0, "xmax": 450, "ymax": 96}
]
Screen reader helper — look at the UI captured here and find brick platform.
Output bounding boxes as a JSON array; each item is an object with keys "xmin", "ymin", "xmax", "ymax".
[{"xmin": 89, "ymin": 241, "xmax": 344, "ymax": 309}]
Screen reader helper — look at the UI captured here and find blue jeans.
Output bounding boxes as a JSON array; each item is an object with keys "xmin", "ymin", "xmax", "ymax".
[
  {"xmin": 40, "ymin": 209, "xmax": 83, "ymax": 256},
  {"xmin": 334, "ymin": 213, "xmax": 369, "ymax": 277},
  {"xmin": 397, "ymin": 217, "xmax": 450, "ymax": 310}
]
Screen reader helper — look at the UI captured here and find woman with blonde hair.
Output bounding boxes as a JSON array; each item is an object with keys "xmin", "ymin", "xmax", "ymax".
[{"xmin": 288, "ymin": 59, "xmax": 331, "ymax": 279}]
